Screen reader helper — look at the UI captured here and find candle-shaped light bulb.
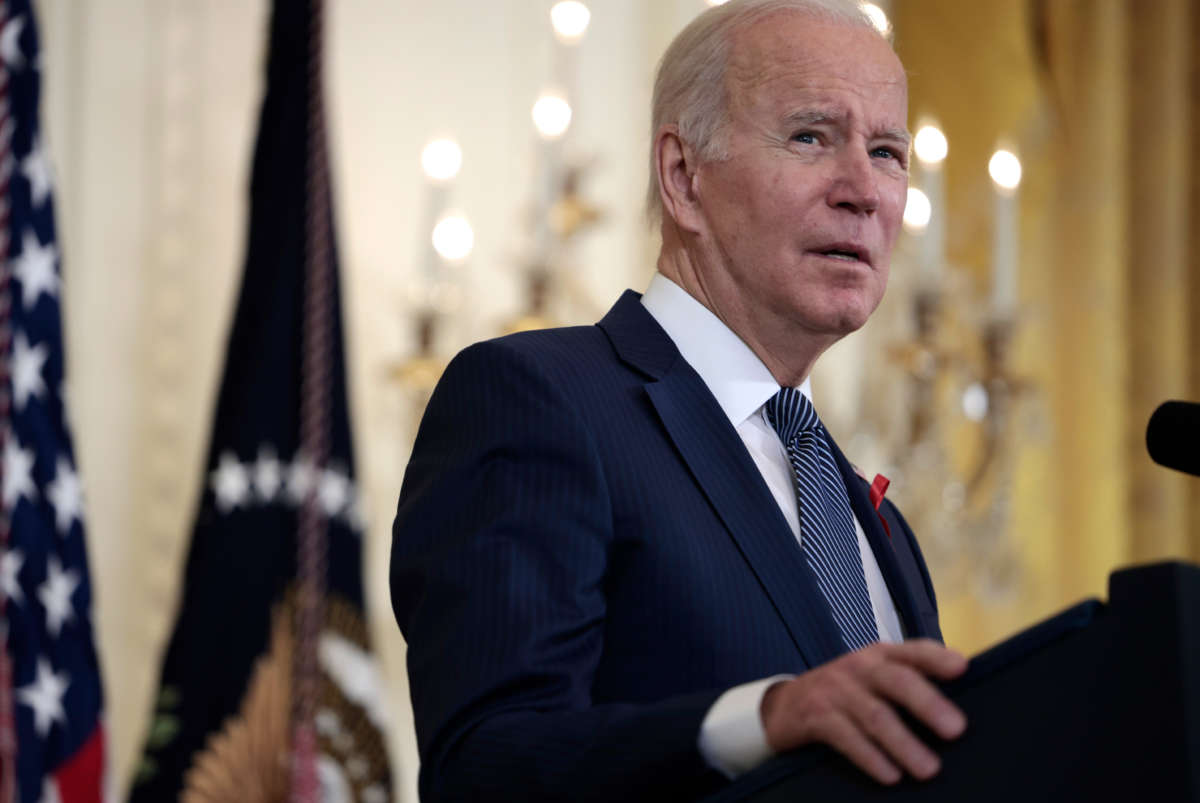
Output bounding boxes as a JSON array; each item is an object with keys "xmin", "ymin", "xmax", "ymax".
[
  {"xmin": 904, "ymin": 187, "xmax": 931, "ymax": 231},
  {"xmin": 913, "ymin": 122, "xmax": 947, "ymax": 283},
  {"xmin": 419, "ymin": 139, "xmax": 461, "ymax": 288},
  {"xmin": 989, "ymin": 148, "xmax": 1021, "ymax": 317},
  {"xmin": 550, "ymin": 1, "xmax": 591, "ymax": 42},
  {"xmin": 988, "ymin": 149, "xmax": 1022, "ymax": 192},
  {"xmin": 420, "ymin": 139, "xmax": 462, "ymax": 182},
  {"xmin": 432, "ymin": 214, "xmax": 475, "ymax": 262},
  {"xmin": 914, "ymin": 125, "xmax": 948, "ymax": 165},
  {"xmin": 532, "ymin": 93, "xmax": 572, "ymax": 139}
]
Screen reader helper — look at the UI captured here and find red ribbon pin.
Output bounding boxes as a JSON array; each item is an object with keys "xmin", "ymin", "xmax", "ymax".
[{"xmin": 869, "ymin": 474, "xmax": 891, "ymax": 538}]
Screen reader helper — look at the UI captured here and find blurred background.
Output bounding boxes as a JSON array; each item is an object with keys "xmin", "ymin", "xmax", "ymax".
[{"xmin": 30, "ymin": 0, "xmax": 1200, "ymax": 798}]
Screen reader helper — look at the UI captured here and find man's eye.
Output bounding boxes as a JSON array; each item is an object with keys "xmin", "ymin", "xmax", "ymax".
[
  {"xmin": 871, "ymin": 147, "xmax": 906, "ymax": 166},
  {"xmin": 791, "ymin": 132, "xmax": 818, "ymax": 145}
]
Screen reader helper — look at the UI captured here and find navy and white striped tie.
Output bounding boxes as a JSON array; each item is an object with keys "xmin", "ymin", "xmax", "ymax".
[{"xmin": 766, "ymin": 388, "xmax": 879, "ymax": 651}]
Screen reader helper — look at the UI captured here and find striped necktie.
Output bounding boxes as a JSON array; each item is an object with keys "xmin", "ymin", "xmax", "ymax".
[{"xmin": 765, "ymin": 388, "xmax": 879, "ymax": 651}]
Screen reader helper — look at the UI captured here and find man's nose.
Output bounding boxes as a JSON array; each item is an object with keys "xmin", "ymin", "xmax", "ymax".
[{"xmin": 827, "ymin": 147, "xmax": 880, "ymax": 214}]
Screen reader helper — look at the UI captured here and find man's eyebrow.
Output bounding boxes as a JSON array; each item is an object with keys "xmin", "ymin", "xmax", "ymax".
[
  {"xmin": 782, "ymin": 111, "xmax": 913, "ymax": 147},
  {"xmin": 879, "ymin": 128, "xmax": 912, "ymax": 147},
  {"xmin": 782, "ymin": 109, "xmax": 841, "ymax": 127}
]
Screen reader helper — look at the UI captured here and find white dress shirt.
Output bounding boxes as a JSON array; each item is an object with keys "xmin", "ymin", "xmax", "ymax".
[{"xmin": 639, "ymin": 272, "xmax": 904, "ymax": 777}]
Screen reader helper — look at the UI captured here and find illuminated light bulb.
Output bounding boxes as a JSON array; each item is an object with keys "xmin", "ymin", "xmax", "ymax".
[
  {"xmin": 989, "ymin": 149, "xmax": 1022, "ymax": 191},
  {"xmin": 431, "ymin": 215, "xmax": 474, "ymax": 261},
  {"xmin": 860, "ymin": 3, "xmax": 891, "ymax": 35},
  {"xmin": 962, "ymin": 383, "xmax": 989, "ymax": 422},
  {"xmin": 550, "ymin": 1, "xmax": 591, "ymax": 41},
  {"xmin": 914, "ymin": 125, "xmax": 948, "ymax": 165},
  {"xmin": 420, "ymin": 139, "xmax": 463, "ymax": 182},
  {"xmin": 532, "ymin": 93, "xmax": 572, "ymax": 139},
  {"xmin": 904, "ymin": 187, "xmax": 931, "ymax": 230}
]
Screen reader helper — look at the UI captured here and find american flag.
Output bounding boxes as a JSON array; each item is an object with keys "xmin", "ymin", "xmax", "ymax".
[{"xmin": 0, "ymin": 1, "xmax": 106, "ymax": 802}]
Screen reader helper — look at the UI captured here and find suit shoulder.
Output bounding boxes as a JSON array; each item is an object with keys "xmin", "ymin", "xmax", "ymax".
[
  {"xmin": 478, "ymin": 325, "xmax": 609, "ymax": 359},
  {"xmin": 450, "ymin": 325, "xmax": 619, "ymax": 384}
]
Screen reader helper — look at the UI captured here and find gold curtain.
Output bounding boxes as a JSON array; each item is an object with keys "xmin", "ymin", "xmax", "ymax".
[{"xmin": 892, "ymin": 0, "xmax": 1200, "ymax": 653}]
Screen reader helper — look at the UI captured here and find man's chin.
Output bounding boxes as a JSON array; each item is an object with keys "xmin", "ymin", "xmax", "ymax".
[{"xmin": 814, "ymin": 304, "xmax": 876, "ymax": 337}]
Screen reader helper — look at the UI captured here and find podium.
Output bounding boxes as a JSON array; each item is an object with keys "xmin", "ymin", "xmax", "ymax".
[{"xmin": 705, "ymin": 561, "xmax": 1200, "ymax": 802}]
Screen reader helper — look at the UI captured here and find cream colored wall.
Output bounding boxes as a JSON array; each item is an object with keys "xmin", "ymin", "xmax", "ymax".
[{"xmin": 37, "ymin": 0, "xmax": 725, "ymax": 799}]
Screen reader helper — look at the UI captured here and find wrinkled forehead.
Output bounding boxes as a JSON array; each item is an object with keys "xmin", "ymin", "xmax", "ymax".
[{"xmin": 725, "ymin": 12, "xmax": 907, "ymax": 109}]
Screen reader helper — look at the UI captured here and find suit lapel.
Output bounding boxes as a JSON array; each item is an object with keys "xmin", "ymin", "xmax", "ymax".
[
  {"xmin": 599, "ymin": 292, "xmax": 846, "ymax": 668},
  {"xmin": 825, "ymin": 436, "xmax": 929, "ymax": 639}
]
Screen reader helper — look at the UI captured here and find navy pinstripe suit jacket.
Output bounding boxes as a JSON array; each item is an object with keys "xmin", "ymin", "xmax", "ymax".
[{"xmin": 391, "ymin": 290, "xmax": 942, "ymax": 801}]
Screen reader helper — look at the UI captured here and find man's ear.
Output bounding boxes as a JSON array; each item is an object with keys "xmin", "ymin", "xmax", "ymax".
[{"xmin": 654, "ymin": 125, "xmax": 705, "ymax": 234}]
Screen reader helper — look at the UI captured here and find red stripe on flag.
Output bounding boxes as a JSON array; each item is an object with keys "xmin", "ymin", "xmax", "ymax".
[{"xmin": 53, "ymin": 725, "xmax": 104, "ymax": 803}]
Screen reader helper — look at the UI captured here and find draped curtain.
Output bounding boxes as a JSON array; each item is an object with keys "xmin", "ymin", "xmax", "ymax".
[{"xmin": 893, "ymin": 0, "xmax": 1199, "ymax": 651}]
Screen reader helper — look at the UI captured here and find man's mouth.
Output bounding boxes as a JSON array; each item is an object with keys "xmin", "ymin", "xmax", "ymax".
[{"xmin": 814, "ymin": 244, "xmax": 869, "ymax": 265}]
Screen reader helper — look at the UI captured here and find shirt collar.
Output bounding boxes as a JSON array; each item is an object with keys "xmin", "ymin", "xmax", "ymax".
[{"xmin": 640, "ymin": 272, "xmax": 811, "ymax": 428}]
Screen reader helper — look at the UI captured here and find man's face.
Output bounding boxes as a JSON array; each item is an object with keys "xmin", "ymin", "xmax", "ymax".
[{"xmin": 690, "ymin": 14, "xmax": 909, "ymax": 349}]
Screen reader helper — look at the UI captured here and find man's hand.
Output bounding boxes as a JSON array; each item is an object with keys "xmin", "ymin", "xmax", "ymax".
[{"xmin": 760, "ymin": 640, "xmax": 968, "ymax": 784}]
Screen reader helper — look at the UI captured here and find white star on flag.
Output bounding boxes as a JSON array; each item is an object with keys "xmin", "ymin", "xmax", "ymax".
[
  {"xmin": 12, "ymin": 228, "xmax": 59, "ymax": 309},
  {"xmin": 210, "ymin": 451, "xmax": 250, "ymax": 513},
  {"xmin": 0, "ymin": 15, "xmax": 24, "ymax": 69},
  {"xmin": 1, "ymin": 548, "xmax": 24, "ymax": 604},
  {"xmin": 3, "ymin": 431, "xmax": 37, "ymax": 510},
  {"xmin": 12, "ymin": 330, "xmax": 48, "ymax": 410},
  {"xmin": 253, "ymin": 446, "xmax": 283, "ymax": 502},
  {"xmin": 21, "ymin": 135, "xmax": 53, "ymax": 209},
  {"xmin": 46, "ymin": 455, "xmax": 83, "ymax": 535},
  {"xmin": 286, "ymin": 456, "xmax": 315, "ymax": 505},
  {"xmin": 16, "ymin": 657, "xmax": 69, "ymax": 737},
  {"xmin": 38, "ymin": 556, "xmax": 79, "ymax": 637},
  {"xmin": 318, "ymin": 467, "xmax": 350, "ymax": 517}
]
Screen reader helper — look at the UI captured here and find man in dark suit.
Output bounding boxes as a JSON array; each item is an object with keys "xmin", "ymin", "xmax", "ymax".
[{"xmin": 392, "ymin": 1, "xmax": 968, "ymax": 799}]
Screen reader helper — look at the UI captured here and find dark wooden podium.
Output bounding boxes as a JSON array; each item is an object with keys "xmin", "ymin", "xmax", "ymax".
[{"xmin": 704, "ymin": 561, "xmax": 1200, "ymax": 802}]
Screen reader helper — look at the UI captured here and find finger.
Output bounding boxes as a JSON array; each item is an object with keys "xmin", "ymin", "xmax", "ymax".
[
  {"xmin": 868, "ymin": 661, "xmax": 966, "ymax": 741},
  {"xmin": 886, "ymin": 639, "xmax": 969, "ymax": 680},
  {"xmin": 818, "ymin": 710, "xmax": 903, "ymax": 785},
  {"xmin": 847, "ymin": 694, "xmax": 942, "ymax": 780}
]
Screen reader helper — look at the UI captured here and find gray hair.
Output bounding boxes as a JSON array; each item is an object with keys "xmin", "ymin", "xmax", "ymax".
[{"xmin": 647, "ymin": 0, "xmax": 888, "ymax": 222}]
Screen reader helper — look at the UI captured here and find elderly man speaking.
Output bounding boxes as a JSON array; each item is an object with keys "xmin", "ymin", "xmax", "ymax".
[{"xmin": 392, "ymin": 0, "xmax": 967, "ymax": 799}]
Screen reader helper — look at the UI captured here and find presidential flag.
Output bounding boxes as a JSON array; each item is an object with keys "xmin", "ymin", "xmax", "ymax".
[
  {"xmin": 0, "ymin": 1, "xmax": 106, "ymax": 802},
  {"xmin": 129, "ymin": 1, "xmax": 392, "ymax": 800}
]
